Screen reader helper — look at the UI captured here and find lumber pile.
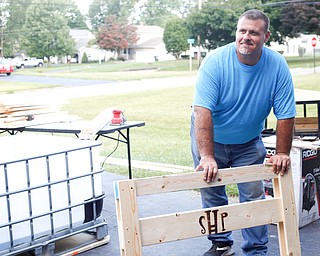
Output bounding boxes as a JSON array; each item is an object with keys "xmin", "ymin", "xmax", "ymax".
[{"xmin": 0, "ymin": 102, "xmax": 78, "ymax": 128}]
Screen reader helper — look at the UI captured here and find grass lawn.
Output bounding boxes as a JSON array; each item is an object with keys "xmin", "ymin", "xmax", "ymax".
[{"xmin": 61, "ymin": 72, "xmax": 319, "ymax": 179}]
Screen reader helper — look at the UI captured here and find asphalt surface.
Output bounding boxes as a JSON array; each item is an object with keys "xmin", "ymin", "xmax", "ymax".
[
  {"xmin": 0, "ymin": 75, "xmax": 197, "ymax": 106},
  {"xmin": 0, "ymin": 74, "xmax": 113, "ymax": 87}
]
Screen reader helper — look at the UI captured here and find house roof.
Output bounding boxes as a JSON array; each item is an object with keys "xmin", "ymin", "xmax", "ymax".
[
  {"xmin": 70, "ymin": 29, "xmax": 95, "ymax": 49},
  {"xmin": 131, "ymin": 25, "xmax": 164, "ymax": 49},
  {"xmin": 135, "ymin": 25, "xmax": 164, "ymax": 35},
  {"xmin": 132, "ymin": 37, "xmax": 164, "ymax": 49},
  {"xmin": 69, "ymin": 26, "xmax": 164, "ymax": 51}
]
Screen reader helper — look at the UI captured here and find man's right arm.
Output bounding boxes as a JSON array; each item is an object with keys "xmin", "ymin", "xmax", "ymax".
[{"xmin": 194, "ymin": 106, "xmax": 219, "ymax": 182}]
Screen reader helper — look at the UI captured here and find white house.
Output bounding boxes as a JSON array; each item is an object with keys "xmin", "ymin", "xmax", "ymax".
[
  {"xmin": 128, "ymin": 25, "xmax": 176, "ymax": 62},
  {"xmin": 69, "ymin": 25, "xmax": 178, "ymax": 63},
  {"xmin": 269, "ymin": 34, "xmax": 319, "ymax": 57},
  {"xmin": 69, "ymin": 29, "xmax": 113, "ymax": 63}
]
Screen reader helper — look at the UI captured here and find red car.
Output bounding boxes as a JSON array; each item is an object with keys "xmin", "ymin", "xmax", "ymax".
[{"xmin": 0, "ymin": 59, "xmax": 14, "ymax": 76}]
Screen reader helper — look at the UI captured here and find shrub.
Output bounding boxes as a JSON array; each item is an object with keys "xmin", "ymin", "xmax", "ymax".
[{"xmin": 82, "ymin": 52, "xmax": 88, "ymax": 63}]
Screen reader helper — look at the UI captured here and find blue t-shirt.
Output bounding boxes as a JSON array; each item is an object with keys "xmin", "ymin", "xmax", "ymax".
[{"xmin": 193, "ymin": 43, "xmax": 296, "ymax": 144}]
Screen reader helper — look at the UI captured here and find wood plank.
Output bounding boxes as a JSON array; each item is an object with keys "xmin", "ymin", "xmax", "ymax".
[
  {"xmin": 0, "ymin": 107, "xmax": 58, "ymax": 118},
  {"xmin": 275, "ymin": 168, "xmax": 301, "ymax": 255},
  {"xmin": 79, "ymin": 108, "xmax": 113, "ymax": 140},
  {"xmin": 295, "ymin": 117, "xmax": 318, "ymax": 124},
  {"xmin": 295, "ymin": 117, "xmax": 318, "ymax": 131},
  {"xmin": 134, "ymin": 164, "xmax": 276, "ymax": 196},
  {"xmin": 140, "ymin": 198, "xmax": 282, "ymax": 246},
  {"xmin": 0, "ymin": 112, "xmax": 78, "ymax": 128},
  {"xmin": 115, "ymin": 180, "xmax": 142, "ymax": 256},
  {"xmin": 60, "ymin": 235, "xmax": 110, "ymax": 256}
]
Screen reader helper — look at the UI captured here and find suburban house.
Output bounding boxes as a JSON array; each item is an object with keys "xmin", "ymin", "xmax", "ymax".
[
  {"xmin": 127, "ymin": 25, "xmax": 176, "ymax": 62},
  {"xmin": 269, "ymin": 34, "xmax": 319, "ymax": 57},
  {"xmin": 69, "ymin": 29, "xmax": 112, "ymax": 63},
  {"xmin": 69, "ymin": 25, "xmax": 176, "ymax": 63}
]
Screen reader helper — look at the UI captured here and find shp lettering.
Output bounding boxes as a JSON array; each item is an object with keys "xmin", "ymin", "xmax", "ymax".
[{"xmin": 199, "ymin": 209, "xmax": 229, "ymax": 235}]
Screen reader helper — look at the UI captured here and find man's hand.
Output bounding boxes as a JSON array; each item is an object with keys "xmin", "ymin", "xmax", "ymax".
[
  {"xmin": 267, "ymin": 153, "xmax": 290, "ymax": 176},
  {"xmin": 195, "ymin": 155, "xmax": 219, "ymax": 183}
]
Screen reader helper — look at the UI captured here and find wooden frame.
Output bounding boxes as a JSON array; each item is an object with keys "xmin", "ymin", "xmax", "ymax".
[{"xmin": 114, "ymin": 164, "xmax": 301, "ymax": 256}]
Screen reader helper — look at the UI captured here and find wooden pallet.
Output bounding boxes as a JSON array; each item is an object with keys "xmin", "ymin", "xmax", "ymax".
[{"xmin": 115, "ymin": 164, "xmax": 301, "ymax": 256}]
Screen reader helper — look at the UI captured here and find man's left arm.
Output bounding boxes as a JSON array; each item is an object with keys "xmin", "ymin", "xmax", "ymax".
[{"xmin": 268, "ymin": 117, "xmax": 295, "ymax": 175}]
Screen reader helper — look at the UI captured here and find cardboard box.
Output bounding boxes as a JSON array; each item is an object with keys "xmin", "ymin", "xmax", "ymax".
[{"xmin": 263, "ymin": 136, "xmax": 320, "ymax": 228}]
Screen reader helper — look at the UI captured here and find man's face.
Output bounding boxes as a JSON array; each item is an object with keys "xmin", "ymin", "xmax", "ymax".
[{"xmin": 236, "ymin": 17, "xmax": 270, "ymax": 57}]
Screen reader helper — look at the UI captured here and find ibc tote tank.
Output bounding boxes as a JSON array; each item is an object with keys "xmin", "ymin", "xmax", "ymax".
[{"xmin": 0, "ymin": 134, "xmax": 106, "ymax": 255}]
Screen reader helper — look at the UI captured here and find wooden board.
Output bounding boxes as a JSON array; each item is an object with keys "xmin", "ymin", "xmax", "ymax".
[
  {"xmin": 59, "ymin": 235, "xmax": 110, "ymax": 256},
  {"xmin": 79, "ymin": 108, "xmax": 113, "ymax": 140},
  {"xmin": 295, "ymin": 117, "xmax": 318, "ymax": 132},
  {"xmin": 0, "ymin": 102, "xmax": 78, "ymax": 128},
  {"xmin": 115, "ymin": 164, "xmax": 301, "ymax": 256}
]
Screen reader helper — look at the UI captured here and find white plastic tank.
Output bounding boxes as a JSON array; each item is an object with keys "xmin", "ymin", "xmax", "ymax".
[{"xmin": 0, "ymin": 134, "xmax": 103, "ymax": 252}]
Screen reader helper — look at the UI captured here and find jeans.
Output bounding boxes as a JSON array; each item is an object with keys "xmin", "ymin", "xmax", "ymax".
[{"xmin": 190, "ymin": 113, "xmax": 268, "ymax": 255}]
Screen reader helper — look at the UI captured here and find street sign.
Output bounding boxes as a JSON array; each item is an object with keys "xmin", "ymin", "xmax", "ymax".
[
  {"xmin": 311, "ymin": 37, "xmax": 317, "ymax": 47},
  {"xmin": 187, "ymin": 38, "xmax": 195, "ymax": 44}
]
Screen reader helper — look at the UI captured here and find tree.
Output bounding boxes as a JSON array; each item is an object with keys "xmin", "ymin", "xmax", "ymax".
[
  {"xmin": 1, "ymin": 0, "xmax": 32, "ymax": 57},
  {"xmin": 82, "ymin": 51, "xmax": 88, "ymax": 63},
  {"xmin": 88, "ymin": 0, "xmax": 136, "ymax": 30},
  {"xmin": 139, "ymin": 0, "xmax": 196, "ymax": 23},
  {"xmin": 65, "ymin": 0, "xmax": 88, "ymax": 29},
  {"xmin": 21, "ymin": 0, "xmax": 75, "ymax": 59},
  {"xmin": 261, "ymin": 0, "xmax": 284, "ymax": 45},
  {"xmin": 279, "ymin": 2, "xmax": 320, "ymax": 38},
  {"xmin": 163, "ymin": 18, "xmax": 189, "ymax": 59},
  {"xmin": 88, "ymin": 0, "xmax": 109, "ymax": 31},
  {"xmin": 97, "ymin": 16, "xmax": 139, "ymax": 59},
  {"xmin": 139, "ymin": 0, "xmax": 187, "ymax": 27},
  {"xmin": 187, "ymin": 4, "xmax": 238, "ymax": 50},
  {"xmin": 104, "ymin": 0, "xmax": 136, "ymax": 22}
]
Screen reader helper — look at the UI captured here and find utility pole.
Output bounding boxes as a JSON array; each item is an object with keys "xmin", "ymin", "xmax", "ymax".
[
  {"xmin": 0, "ymin": 19, "xmax": 3, "ymax": 58},
  {"xmin": 197, "ymin": 0, "xmax": 202, "ymax": 67}
]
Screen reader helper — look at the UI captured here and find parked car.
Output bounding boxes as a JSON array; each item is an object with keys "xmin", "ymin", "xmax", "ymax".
[
  {"xmin": 0, "ymin": 59, "xmax": 14, "ymax": 76},
  {"xmin": 15, "ymin": 57, "xmax": 44, "ymax": 69}
]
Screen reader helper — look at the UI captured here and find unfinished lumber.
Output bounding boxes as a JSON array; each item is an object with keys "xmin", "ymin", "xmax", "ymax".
[
  {"xmin": 79, "ymin": 108, "xmax": 113, "ymax": 140},
  {"xmin": 115, "ymin": 164, "xmax": 301, "ymax": 256}
]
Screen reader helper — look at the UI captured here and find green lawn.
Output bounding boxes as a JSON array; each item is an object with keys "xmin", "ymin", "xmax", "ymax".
[{"xmin": 61, "ymin": 72, "xmax": 319, "ymax": 178}]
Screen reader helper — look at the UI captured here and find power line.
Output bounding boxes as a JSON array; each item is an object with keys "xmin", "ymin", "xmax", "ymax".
[{"xmin": 261, "ymin": 0, "xmax": 320, "ymax": 7}]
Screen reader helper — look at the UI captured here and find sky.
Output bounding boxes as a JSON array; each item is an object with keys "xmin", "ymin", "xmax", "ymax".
[{"xmin": 75, "ymin": 0, "xmax": 93, "ymax": 15}]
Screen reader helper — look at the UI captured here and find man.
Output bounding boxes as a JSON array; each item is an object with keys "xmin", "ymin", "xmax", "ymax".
[{"xmin": 191, "ymin": 9, "xmax": 296, "ymax": 256}]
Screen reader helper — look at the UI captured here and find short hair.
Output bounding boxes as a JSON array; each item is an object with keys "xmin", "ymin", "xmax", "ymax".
[{"xmin": 238, "ymin": 9, "xmax": 270, "ymax": 33}]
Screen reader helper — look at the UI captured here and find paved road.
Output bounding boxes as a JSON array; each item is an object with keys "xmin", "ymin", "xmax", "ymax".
[
  {"xmin": 0, "ymin": 75, "xmax": 197, "ymax": 105},
  {"xmin": 0, "ymin": 74, "xmax": 113, "ymax": 87}
]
